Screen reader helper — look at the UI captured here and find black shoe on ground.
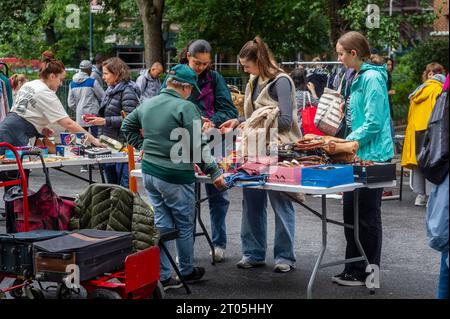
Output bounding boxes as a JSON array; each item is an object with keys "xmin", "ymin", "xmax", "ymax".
[
  {"xmin": 160, "ymin": 277, "xmax": 183, "ymax": 291},
  {"xmin": 331, "ymin": 271, "xmax": 347, "ymax": 284},
  {"xmin": 334, "ymin": 272, "xmax": 366, "ymax": 286},
  {"xmin": 178, "ymin": 267, "xmax": 205, "ymax": 283}
]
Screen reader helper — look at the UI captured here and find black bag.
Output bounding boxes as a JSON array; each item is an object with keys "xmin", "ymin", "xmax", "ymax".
[
  {"xmin": 33, "ymin": 229, "xmax": 133, "ymax": 281},
  {"xmin": 417, "ymin": 90, "xmax": 449, "ymax": 185},
  {"xmin": 0, "ymin": 230, "xmax": 68, "ymax": 276}
]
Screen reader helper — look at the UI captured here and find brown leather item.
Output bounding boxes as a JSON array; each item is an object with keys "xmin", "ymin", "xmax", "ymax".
[
  {"xmin": 35, "ymin": 137, "xmax": 56, "ymax": 154},
  {"xmin": 301, "ymin": 134, "xmax": 359, "ymax": 163}
]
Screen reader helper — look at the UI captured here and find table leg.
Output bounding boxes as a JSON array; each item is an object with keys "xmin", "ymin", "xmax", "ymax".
[
  {"xmin": 118, "ymin": 163, "xmax": 125, "ymax": 186},
  {"xmin": 88, "ymin": 164, "xmax": 93, "ymax": 184},
  {"xmin": 98, "ymin": 164, "xmax": 106, "ymax": 183},
  {"xmin": 194, "ymin": 181, "xmax": 215, "ymax": 265},
  {"xmin": 399, "ymin": 166, "xmax": 403, "ymax": 201},
  {"xmin": 307, "ymin": 194, "xmax": 328, "ymax": 299}
]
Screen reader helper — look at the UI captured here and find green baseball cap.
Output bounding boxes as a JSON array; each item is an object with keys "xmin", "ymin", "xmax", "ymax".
[{"xmin": 167, "ymin": 64, "xmax": 201, "ymax": 93}]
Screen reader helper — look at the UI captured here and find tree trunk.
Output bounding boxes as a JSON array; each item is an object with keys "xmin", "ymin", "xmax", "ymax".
[
  {"xmin": 44, "ymin": 16, "xmax": 57, "ymax": 46},
  {"xmin": 327, "ymin": 0, "xmax": 350, "ymax": 48},
  {"xmin": 135, "ymin": 0, "xmax": 165, "ymax": 69}
]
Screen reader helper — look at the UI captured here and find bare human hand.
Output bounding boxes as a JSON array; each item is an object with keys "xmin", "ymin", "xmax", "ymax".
[{"xmin": 213, "ymin": 174, "xmax": 227, "ymax": 190}]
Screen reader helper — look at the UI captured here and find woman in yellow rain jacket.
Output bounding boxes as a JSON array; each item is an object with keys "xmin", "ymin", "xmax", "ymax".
[{"xmin": 402, "ymin": 62, "xmax": 446, "ymax": 206}]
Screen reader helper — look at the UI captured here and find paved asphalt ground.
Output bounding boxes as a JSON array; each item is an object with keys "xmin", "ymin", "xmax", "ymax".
[{"xmin": 0, "ymin": 164, "xmax": 441, "ymax": 300}]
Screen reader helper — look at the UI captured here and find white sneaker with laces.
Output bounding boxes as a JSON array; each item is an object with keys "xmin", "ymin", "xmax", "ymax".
[
  {"xmin": 209, "ymin": 247, "xmax": 225, "ymax": 262},
  {"xmin": 415, "ymin": 194, "xmax": 427, "ymax": 207}
]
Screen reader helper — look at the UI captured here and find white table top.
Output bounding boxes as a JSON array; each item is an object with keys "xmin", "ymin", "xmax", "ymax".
[
  {"xmin": 0, "ymin": 154, "xmax": 136, "ymax": 172},
  {"xmin": 130, "ymin": 169, "xmax": 396, "ymax": 195}
]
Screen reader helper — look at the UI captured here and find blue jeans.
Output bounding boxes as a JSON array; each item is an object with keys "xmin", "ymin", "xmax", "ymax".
[
  {"xmin": 438, "ymin": 251, "xmax": 449, "ymax": 299},
  {"xmin": 241, "ymin": 188, "xmax": 296, "ymax": 266},
  {"xmin": 102, "ymin": 163, "xmax": 129, "ymax": 188},
  {"xmin": 205, "ymin": 183, "xmax": 230, "ymax": 249},
  {"xmin": 143, "ymin": 173, "xmax": 196, "ymax": 281}
]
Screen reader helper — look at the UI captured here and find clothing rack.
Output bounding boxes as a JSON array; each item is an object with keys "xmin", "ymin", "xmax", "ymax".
[{"xmin": 281, "ymin": 61, "xmax": 342, "ymax": 66}]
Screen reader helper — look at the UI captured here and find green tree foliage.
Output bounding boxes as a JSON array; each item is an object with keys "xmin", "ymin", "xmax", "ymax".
[
  {"xmin": 338, "ymin": 0, "xmax": 438, "ymax": 52},
  {"xmin": 166, "ymin": 0, "xmax": 330, "ymax": 59},
  {"xmin": 391, "ymin": 38, "xmax": 449, "ymax": 119},
  {"xmin": 0, "ymin": 0, "xmax": 137, "ymax": 66}
]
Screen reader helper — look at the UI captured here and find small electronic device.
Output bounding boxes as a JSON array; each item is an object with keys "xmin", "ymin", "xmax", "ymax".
[{"xmin": 84, "ymin": 147, "xmax": 112, "ymax": 159}]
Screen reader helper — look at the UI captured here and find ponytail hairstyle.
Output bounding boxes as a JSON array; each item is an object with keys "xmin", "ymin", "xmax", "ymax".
[
  {"xmin": 422, "ymin": 62, "xmax": 445, "ymax": 83},
  {"xmin": 239, "ymin": 36, "xmax": 283, "ymax": 80},
  {"xmin": 178, "ymin": 39, "xmax": 212, "ymax": 71},
  {"xmin": 102, "ymin": 57, "xmax": 131, "ymax": 83},
  {"xmin": 337, "ymin": 31, "xmax": 371, "ymax": 62},
  {"xmin": 38, "ymin": 51, "xmax": 65, "ymax": 80}
]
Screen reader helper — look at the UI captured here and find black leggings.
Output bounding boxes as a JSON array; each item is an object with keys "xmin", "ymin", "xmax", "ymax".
[{"xmin": 343, "ymin": 187, "xmax": 383, "ymax": 277}]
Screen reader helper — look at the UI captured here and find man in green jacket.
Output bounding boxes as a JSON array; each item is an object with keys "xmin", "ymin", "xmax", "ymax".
[{"xmin": 121, "ymin": 64, "xmax": 226, "ymax": 291}]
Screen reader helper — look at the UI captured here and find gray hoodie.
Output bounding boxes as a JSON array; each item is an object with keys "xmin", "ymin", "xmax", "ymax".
[
  {"xmin": 68, "ymin": 71, "xmax": 105, "ymax": 126},
  {"xmin": 136, "ymin": 69, "xmax": 161, "ymax": 101}
]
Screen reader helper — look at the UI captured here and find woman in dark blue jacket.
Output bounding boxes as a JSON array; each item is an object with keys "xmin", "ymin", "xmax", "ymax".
[{"xmin": 87, "ymin": 57, "xmax": 141, "ymax": 188}]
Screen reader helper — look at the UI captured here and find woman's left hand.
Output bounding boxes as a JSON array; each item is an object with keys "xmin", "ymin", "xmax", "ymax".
[{"xmin": 88, "ymin": 117, "xmax": 106, "ymax": 126}]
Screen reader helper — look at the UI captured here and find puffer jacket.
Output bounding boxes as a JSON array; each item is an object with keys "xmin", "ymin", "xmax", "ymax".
[
  {"xmin": 68, "ymin": 71, "xmax": 105, "ymax": 126},
  {"xmin": 98, "ymin": 81, "xmax": 141, "ymax": 142},
  {"xmin": 69, "ymin": 183, "xmax": 159, "ymax": 251}
]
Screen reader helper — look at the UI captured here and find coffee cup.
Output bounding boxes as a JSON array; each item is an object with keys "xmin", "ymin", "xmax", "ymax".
[{"xmin": 60, "ymin": 132, "xmax": 75, "ymax": 146}]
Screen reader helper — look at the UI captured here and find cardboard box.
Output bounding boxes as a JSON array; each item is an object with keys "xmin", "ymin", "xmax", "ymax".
[
  {"xmin": 301, "ymin": 164, "xmax": 354, "ymax": 187},
  {"xmin": 268, "ymin": 166, "xmax": 302, "ymax": 185},
  {"xmin": 353, "ymin": 163, "xmax": 396, "ymax": 184}
]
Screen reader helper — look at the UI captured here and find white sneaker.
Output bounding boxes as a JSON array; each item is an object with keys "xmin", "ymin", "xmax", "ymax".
[
  {"xmin": 415, "ymin": 194, "xmax": 427, "ymax": 207},
  {"xmin": 209, "ymin": 247, "xmax": 225, "ymax": 262},
  {"xmin": 273, "ymin": 263, "xmax": 294, "ymax": 273}
]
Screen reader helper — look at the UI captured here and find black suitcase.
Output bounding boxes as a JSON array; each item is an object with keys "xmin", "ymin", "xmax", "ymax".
[
  {"xmin": 0, "ymin": 230, "xmax": 68, "ymax": 277},
  {"xmin": 33, "ymin": 229, "xmax": 133, "ymax": 282}
]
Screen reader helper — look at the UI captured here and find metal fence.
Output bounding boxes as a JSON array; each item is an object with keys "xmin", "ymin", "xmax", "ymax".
[{"xmin": 56, "ymin": 76, "xmax": 247, "ymax": 119}]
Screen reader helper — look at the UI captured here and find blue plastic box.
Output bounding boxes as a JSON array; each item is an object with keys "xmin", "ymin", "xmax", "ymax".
[
  {"xmin": 5, "ymin": 146, "xmax": 48, "ymax": 159},
  {"xmin": 301, "ymin": 164, "xmax": 354, "ymax": 188}
]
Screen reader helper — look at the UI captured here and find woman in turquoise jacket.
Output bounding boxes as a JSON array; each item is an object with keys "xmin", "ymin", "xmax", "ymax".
[{"xmin": 332, "ymin": 31, "xmax": 394, "ymax": 286}]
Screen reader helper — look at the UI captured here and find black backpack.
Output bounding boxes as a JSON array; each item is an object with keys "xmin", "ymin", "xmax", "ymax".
[{"xmin": 417, "ymin": 90, "xmax": 449, "ymax": 185}]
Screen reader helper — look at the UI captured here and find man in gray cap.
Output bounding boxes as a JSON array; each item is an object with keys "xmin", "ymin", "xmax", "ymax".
[{"xmin": 68, "ymin": 60, "xmax": 105, "ymax": 172}]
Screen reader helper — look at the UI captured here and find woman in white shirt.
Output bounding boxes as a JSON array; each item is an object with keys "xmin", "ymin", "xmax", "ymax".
[{"xmin": 0, "ymin": 50, "xmax": 102, "ymax": 154}]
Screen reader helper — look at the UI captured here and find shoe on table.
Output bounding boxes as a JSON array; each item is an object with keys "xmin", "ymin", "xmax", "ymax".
[
  {"xmin": 160, "ymin": 277, "xmax": 183, "ymax": 291},
  {"xmin": 334, "ymin": 273, "xmax": 366, "ymax": 286},
  {"xmin": 236, "ymin": 259, "xmax": 266, "ymax": 269},
  {"xmin": 273, "ymin": 263, "xmax": 294, "ymax": 273},
  {"xmin": 177, "ymin": 267, "xmax": 205, "ymax": 283},
  {"xmin": 209, "ymin": 247, "xmax": 225, "ymax": 262},
  {"xmin": 415, "ymin": 194, "xmax": 427, "ymax": 207}
]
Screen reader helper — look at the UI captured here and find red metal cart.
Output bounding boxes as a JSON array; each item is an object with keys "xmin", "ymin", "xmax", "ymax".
[{"xmin": 0, "ymin": 143, "xmax": 163, "ymax": 299}]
